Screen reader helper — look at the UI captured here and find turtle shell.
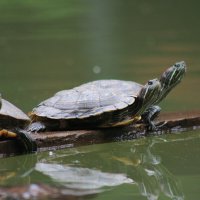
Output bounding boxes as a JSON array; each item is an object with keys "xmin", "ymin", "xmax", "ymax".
[
  {"xmin": 0, "ymin": 99, "xmax": 30, "ymax": 128},
  {"xmin": 31, "ymin": 80, "xmax": 143, "ymax": 120}
]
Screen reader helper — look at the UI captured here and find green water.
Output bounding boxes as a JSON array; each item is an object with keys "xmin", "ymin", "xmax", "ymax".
[
  {"xmin": 1, "ymin": 131, "xmax": 200, "ymax": 199},
  {"xmin": 0, "ymin": 0, "xmax": 200, "ymax": 199}
]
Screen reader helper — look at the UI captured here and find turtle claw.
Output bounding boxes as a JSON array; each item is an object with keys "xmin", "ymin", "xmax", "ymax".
[
  {"xmin": 155, "ymin": 121, "xmax": 167, "ymax": 128},
  {"xmin": 147, "ymin": 121, "xmax": 168, "ymax": 132},
  {"xmin": 147, "ymin": 122, "xmax": 159, "ymax": 132}
]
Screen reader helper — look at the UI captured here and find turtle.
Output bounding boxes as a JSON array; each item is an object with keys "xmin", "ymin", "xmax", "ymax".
[
  {"xmin": 0, "ymin": 95, "xmax": 37, "ymax": 153},
  {"xmin": 28, "ymin": 61, "xmax": 186, "ymax": 132}
]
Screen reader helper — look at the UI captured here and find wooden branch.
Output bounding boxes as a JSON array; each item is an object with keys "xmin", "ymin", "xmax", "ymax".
[{"xmin": 0, "ymin": 111, "xmax": 200, "ymax": 157}]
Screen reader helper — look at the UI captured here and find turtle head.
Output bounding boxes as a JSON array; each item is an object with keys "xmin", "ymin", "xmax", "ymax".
[
  {"xmin": 158, "ymin": 61, "xmax": 186, "ymax": 102},
  {"xmin": 138, "ymin": 79, "xmax": 161, "ymax": 114}
]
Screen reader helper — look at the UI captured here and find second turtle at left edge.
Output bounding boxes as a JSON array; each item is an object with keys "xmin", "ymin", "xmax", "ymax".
[{"xmin": 0, "ymin": 95, "xmax": 37, "ymax": 153}]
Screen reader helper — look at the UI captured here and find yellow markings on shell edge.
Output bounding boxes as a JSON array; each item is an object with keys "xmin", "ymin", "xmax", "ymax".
[
  {"xmin": 0, "ymin": 129, "xmax": 17, "ymax": 138},
  {"xmin": 111, "ymin": 115, "xmax": 142, "ymax": 127}
]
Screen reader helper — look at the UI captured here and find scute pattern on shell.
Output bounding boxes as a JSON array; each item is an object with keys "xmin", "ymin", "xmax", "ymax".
[{"xmin": 32, "ymin": 80, "xmax": 143, "ymax": 119}]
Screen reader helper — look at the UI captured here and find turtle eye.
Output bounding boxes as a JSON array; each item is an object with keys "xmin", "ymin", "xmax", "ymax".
[
  {"xmin": 148, "ymin": 80, "xmax": 153, "ymax": 85},
  {"xmin": 174, "ymin": 63, "xmax": 180, "ymax": 68}
]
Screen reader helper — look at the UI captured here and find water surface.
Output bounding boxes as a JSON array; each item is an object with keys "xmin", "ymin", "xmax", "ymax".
[
  {"xmin": 1, "ymin": 130, "xmax": 200, "ymax": 199},
  {"xmin": 0, "ymin": 0, "xmax": 199, "ymax": 112}
]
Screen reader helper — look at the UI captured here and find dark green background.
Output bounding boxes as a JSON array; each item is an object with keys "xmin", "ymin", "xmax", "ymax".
[{"xmin": 0, "ymin": 0, "xmax": 199, "ymax": 112}]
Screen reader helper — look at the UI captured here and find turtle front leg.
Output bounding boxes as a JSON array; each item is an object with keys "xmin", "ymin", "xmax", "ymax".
[{"xmin": 142, "ymin": 105, "xmax": 161, "ymax": 131}]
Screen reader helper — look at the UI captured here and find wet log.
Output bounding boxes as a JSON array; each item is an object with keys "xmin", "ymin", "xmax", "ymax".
[{"xmin": 0, "ymin": 111, "xmax": 200, "ymax": 157}]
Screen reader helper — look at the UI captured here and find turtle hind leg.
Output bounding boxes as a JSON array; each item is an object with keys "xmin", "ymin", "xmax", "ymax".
[
  {"xmin": 27, "ymin": 122, "xmax": 46, "ymax": 133},
  {"xmin": 16, "ymin": 129, "xmax": 37, "ymax": 153},
  {"xmin": 142, "ymin": 105, "xmax": 161, "ymax": 131},
  {"xmin": 0, "ymin": 129, "xmax": 37, "ymax": 153}
]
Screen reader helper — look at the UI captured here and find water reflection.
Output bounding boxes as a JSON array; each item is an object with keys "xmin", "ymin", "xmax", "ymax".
[
  {"xmin": 35, "ymin": 136, "xmax": 188, "ymax": 199},
  {"xmin": 36, "ymin": 163, "xmax": 133, "ymax": 195},
  {"xmin": 0, "ymin": 153, "xmax": 36, "ymax": 186},
  {"xmin": 112, "ymin": 138, "xmax": 184, "ymax": 200},
  {"xmin": 2, "ymin": 131, "xmax": 200, "ymax": 199}
]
